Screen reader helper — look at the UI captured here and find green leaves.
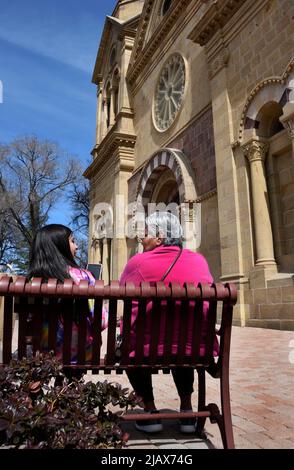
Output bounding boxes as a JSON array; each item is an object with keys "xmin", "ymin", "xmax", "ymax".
[{"xmin": 0, "ymin": 352, "xmax": 138, "ymax": 449}]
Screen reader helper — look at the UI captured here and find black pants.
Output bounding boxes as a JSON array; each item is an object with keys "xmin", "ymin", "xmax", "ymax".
[{"xmin": 126, "ymin": 367, "xmax": 194, "ymax": 403}]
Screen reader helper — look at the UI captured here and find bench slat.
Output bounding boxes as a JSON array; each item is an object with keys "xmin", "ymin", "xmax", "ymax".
[
  {"xmin": 106, "ymin": 299, "xmax": 117, "ymax": 364},
  {"xmin": 48, "ymin": 299, "xmax": 58, "ymax": 353},
  {"xmin": 77, "ymin": 299, "xmax": 88, "ymax": 364},
  {"xmin": 149, "ymin": 298, "xmax": 162, "ymax": 363},
  {"xmin": 120, "ymin": 299, "xmax": 132, "ymax": 365},
  {"xmin": 91, "ymin": 298, "xmax": 103, "ymax": 365},
  {"xmin": 163, "ymin": 298, "xmax": 176, "ymax": 363},
  {"xmin": 3, "ymin": 296, "xmax": 13, "ymax": 363},
  {"xmin": 191, "ymin": 300, "xmax": 204, "ymax": 362},
  {"xmin": 32, "ymin": 297, "xmax": 44, "ymax": 355},
  {"xmin": 177, "ymin": 299, "xmax": 190, "ymax": 364},
  {"xmin": 62, "ymin": 299, "xmax": 74, "ymax": 364},
  {"xmin": 17, "ymin": 297, "xmax": 29, "ymax": 359},
  {"xmin": 203, "ymin": 299, "xmax": 217, "ymax": 362},
  {"xmin": 134, "ymin": 298, "xmax": 146, "ymax": 364}
]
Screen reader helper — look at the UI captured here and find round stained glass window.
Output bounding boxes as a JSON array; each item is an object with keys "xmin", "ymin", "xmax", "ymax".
[{"xmin": 153, "ymin": 54, "xmax": 186, "ymax": 132}]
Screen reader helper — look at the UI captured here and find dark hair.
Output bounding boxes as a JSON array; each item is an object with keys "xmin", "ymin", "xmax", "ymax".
[{"xmin": 27, "ymin": 224, "xmax": 79, "ymax": 282}]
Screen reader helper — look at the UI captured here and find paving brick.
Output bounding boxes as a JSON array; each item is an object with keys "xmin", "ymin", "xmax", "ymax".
[
  {"xmin": 158, "ymin": 444, "xmax": 188, "ymax": 449},
  {"xmin": 184, "ymin": 442, "xmax": 210, "ymax": 449}
]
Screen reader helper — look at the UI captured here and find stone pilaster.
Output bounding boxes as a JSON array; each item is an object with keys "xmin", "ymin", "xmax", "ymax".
[
  {"xmin": 102, "ymin": 238, "xmax": 110, "ymax": 284},
  {"xmin": 92, "ymin": 237, "xmax": 102, "ymax": 264},
  {"xmin": 242, "ymin": 139, "xmax": 276, "ymax": 270},
  {"xmin": 209, "ymin": 67, "xmax": 244, "ymax": 283}
]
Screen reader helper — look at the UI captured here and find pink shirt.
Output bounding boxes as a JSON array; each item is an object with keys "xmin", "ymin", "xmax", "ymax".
[{"xmin": 120, "ymin": 246, "xmax": 219, "ymax": 357}]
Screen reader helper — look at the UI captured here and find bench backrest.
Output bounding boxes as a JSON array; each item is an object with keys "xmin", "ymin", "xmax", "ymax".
[{"xmin": 0, "ymin": 276, "xmax": 237, "ymax": 371}]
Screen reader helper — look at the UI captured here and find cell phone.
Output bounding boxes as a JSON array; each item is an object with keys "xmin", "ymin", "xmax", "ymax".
[{"xmin": 86, "ymin": 263, "xmax": 103, "ymax": 280}]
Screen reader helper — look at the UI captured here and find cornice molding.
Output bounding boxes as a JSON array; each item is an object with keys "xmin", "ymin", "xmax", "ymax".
[
  {"xmin": 129, "ymin": 0, "xmax": 155, "ymax": 67},
  {"xmin": 84, "ymin": 130, "xmax": 136, "ymax": 179},
  {"xmin": 188, "ymin": 0, "xmax": 246, "ymax": 46},
  {"xmin": 127, "ymin": 0, "xmax": 192, "ymax": 88}
]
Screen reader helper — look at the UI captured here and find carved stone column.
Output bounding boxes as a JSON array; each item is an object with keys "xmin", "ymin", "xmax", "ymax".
[
  {"xmin": 96, "ymin": 85, "xmax": 103, "ymax": 144},
  {"xmin": 110, "ymin": 87, "xmax": 116, "ymax": 126},
  {"xmin": 101, "ymin": 99, "xmax": 107, "ymax": 139},
  {"xmin": 243, "ymin": 139, "xmax": 276, "ymax": 267},
  {"xmin": 280, "ymin": 102, "xmax": 294, "ymax": 159}
]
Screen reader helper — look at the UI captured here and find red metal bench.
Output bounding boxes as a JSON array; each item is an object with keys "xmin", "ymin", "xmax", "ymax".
[{"xmin": 0, "ymin": 275, "xmax": 237, "ymax": 448}]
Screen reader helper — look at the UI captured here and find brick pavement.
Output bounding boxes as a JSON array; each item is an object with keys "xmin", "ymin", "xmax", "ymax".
[{"xmin": 88, "ymin": 326, "xmax": 294, "ymax": 449}]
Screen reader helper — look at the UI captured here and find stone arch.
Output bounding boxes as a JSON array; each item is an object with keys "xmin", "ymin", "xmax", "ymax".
[
  {"xmin": 136, "ymin": 148, "xmax": 197, "ymax": 208},
  {"xmin": 111, "ymin": 67, "xmax": 120, "ymax": 84},
  {"xmin": 109, "ymin": 45, "xmax": 116, "ymax": 70},
  {"xmin": 238, "ymin": 58, "xmax": 294, "ymax": 143},
  {"xmin": 255, "ymin": 101, "xmax": 284, "ymax": 138},
  {"xmin": 134, "ymin": 148, "xmax": 200, "ymax": 250}
]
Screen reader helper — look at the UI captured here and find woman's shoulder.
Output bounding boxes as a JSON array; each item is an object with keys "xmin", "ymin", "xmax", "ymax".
[
  {"xmin": 184, "ymin": 249, "xmax": 207, "ymax": 260},
  {"xmin": 120, "ymin": 251, "xmax": 147, "ymax": 283},
  {"xmin": 124, "ymin": 252, "xmax": 145, "ymax": 270}
]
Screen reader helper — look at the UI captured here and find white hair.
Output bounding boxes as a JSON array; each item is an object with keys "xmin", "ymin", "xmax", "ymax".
[{"xmin": 145, "ymin": 211, "xmax": 183, "ymax": 246}]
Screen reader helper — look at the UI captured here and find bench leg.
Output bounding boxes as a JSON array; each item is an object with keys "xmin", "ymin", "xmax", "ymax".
[
  {"xmin": 195, "ymin": 368, "xmax": 207, "ymax": 439},
  {"xmin": 220, "ymin": 366, "xmax": 235, "ymax": 449}
]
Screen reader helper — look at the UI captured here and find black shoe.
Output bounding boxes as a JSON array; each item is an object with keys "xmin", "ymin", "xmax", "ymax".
[
  {"xmin": 179, "ymin": 410, "xmax": 197, "ymax": 433},
  {"xmin": 135, "ymin": 410, "xmax": 163, "ymax": 433}
]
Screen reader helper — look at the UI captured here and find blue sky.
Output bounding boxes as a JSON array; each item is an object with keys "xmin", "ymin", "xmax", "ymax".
[{"xmin": 0, "ymin": 0, "xmax": 117, "ymax": 224}]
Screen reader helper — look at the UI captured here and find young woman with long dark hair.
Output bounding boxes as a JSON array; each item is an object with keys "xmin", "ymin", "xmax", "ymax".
[{"xmin": 28, "ymin": 224, "xmax": 108, "ymax": 362}]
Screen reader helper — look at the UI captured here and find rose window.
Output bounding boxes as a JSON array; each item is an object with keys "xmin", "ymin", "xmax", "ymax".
[{"xmin": 153, "ymin": 54, "xmax": 185, "ymax": 131}]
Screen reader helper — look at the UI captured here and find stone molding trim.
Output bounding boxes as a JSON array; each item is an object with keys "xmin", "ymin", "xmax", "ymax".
[
  {"xmin": 84, "ymin": 130, "xmax": 136, "ymax": 179},
  {"xmin": 127, "ymin": 0, "xmax": 191, "ymax": 87},
  {"xmin": 194, "ymin": 188, "xmax": 217, "ymax": 203},
  {"xmin": 188, "ymin": 0, "xmax": 246, "ymax": 47},
  {"xmin": 135, "ymin": 148, "xmax": 197, "ymax": 209},
  {"xmin": 234, "ymin": 58, "xmax": 294, "ymax": 146}
]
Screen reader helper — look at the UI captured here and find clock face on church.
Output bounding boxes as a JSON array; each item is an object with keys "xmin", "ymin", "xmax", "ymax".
[{"xmin": 153, "ymin": 53, "xmax": 186, "ymax": 132}]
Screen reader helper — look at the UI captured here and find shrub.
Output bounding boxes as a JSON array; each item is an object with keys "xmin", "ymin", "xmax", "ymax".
[{"xmin": 0, "ymin": 352, "xmax": 139, "ymax": 449}]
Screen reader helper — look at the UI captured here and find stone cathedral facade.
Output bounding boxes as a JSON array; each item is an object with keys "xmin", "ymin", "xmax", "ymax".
[{"xmin": 84, "ymin": 0, "xmax": 294, "ymax": 330}]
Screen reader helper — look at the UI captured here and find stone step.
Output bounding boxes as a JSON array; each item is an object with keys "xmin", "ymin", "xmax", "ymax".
[
  {"xmin": 247, "ymin": 319, "xmax": 294, "ymax": 331},
  {"xmin": 267, "ymin": 274, "xmax": 294, "ymax": 288}
]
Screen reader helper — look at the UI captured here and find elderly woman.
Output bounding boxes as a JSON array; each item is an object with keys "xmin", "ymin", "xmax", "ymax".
[{"xmin": 119, "ymin": 211, "xmax": 217, "ymax": 434}]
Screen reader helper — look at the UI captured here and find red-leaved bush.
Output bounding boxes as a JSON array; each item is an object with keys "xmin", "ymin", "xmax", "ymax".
[{"xmin": 0, "ymin": 352, "xmax": 138, "ymax": 448}]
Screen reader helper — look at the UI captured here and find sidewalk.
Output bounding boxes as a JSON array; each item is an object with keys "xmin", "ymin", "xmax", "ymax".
[{"xmin": 90, "ymin": 326, "xmax": 294, "ymax": 449}]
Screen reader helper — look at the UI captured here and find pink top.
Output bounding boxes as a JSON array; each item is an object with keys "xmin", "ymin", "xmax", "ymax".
[{"xmin": 119, "ymin": 245, "xmax": 219, "ymax": 357}]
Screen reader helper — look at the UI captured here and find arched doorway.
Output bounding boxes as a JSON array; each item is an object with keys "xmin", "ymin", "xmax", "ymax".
[{"xmin": 134, "ymin": 148, "xmax": 200, "ymax": 251}]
